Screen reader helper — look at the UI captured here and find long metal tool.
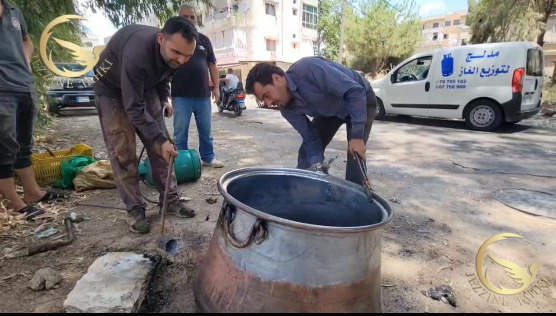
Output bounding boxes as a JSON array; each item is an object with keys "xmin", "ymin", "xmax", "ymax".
[
  {"xmin": 157, "ymin": 152, "xmax": 178, "ymax": 255},
  {"xmin": 355, "ymin": 153, "xmax": 374, "ymax": 202}
]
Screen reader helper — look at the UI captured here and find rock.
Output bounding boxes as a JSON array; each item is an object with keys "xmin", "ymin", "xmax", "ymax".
[
  {"xmin": 28, "ymin": 268, "xmax": 62, "ymax": 291},
  {"xmin": 389, "ymin": 197, "xmax": 401, "ymax": 204},
  {"xmin": 63, "ymin": 252, "xmax": 159, "ymax": 313},
  {"xmin": 426, "ymin": 285, "xmax": 457, "ymax": 307},
  {"xmin": 69, "ymin": 212, "xmax": 84, "ymax": 223}
]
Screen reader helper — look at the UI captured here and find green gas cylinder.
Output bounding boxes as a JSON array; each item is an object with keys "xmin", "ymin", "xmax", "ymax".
[{"xmin": 140, "ymin": 149, "xmax": 202, "ymax": 186}]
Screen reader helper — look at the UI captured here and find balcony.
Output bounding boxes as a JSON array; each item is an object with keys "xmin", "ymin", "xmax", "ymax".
[{"xmin": 202, "ymin": 11, "xmax": 247, "ymax": 33}]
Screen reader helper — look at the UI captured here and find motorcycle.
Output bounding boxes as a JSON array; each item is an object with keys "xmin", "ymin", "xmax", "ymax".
[{"xmin": 217, "ymin": 80, "xmax": 246, "ymax": 116}]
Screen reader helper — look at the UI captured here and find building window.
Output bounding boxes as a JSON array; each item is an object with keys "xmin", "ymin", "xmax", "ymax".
[
  {"xmin": 445, "ymin": 21, "xmax": 451, "ymax": 27},
  {"xmin": 266, "ymin": 39, "xmax": 277, "ymax": 51},
  {"xmin": 293, "ymin": 33, "xmax": 297, "ymax": 38},
  {"xmin": 422, "ymin": 24, "xmax": 426, "ymax": 30},
  {"xmin": 293, "ymin": 0, "xmax": 297, "ymax": 3},
  {"xmin": 292, "ymin": 42, "xmax": 298, "ymax": 49},
  {"xmin": 293, "ymin": 8, "xmax": 298, "ymax": 15},
  {"xmin": 433, "ymin": 32, "xmax": 438, "ymax": 41},
  {"xmin": 443, "ymin": 34, "xmax": 449, "ymax": 39},
  {"xmin": 302, "ymin": 4, "xmax": 318, "ymax": 30},
  {"xmin": 453, "ymin": 20, "xmax": 461, "ymax": 26},
  {"xmin": 265, "ymin": 3, "xmax": 276, "ymax": 16},
  {"xmin": 433, "ymin": 22, "xmax": 439, "ymax": 28}
]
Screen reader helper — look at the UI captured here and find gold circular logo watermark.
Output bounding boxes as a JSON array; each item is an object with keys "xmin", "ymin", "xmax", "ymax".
[
  {"xmin": 475, "ymin": 233, "xmax": 541, "ymax": 296},
  {"xmin": 39, "ymin": 15, "xmax": 106, "ymax": 78}
]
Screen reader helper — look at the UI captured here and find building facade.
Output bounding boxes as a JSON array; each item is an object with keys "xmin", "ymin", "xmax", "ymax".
[
  {"xmin": 418, "ymin": 11, "xmax": 471, "ymax": 52},
  {"xmin": 199, "ymin": 0, "xmax": 319, "ymax": 81}
]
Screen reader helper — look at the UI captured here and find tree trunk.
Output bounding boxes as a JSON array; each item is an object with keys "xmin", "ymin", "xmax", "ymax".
[
  {"xmin": 537, "ymin": 0, "xmax": 555, "ymax": 47},
  {"xmin": 552, "ymin": 62, "xmax": 556, "ymax": 85}
]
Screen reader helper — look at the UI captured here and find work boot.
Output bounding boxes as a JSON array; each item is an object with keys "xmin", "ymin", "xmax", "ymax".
[
  {"xmin": 126, "ymin": 208, "xmax": 151, "ymax": 234},
  {"xmin": 164, "ymin": 200, "xmax": 196, "ymax": 218},
  {"xmin": 202, "ymin": 159, "xmax": 225, "ymax": 168}
]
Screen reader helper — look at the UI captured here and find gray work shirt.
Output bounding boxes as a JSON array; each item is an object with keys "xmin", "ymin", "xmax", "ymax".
[
  {"xmin": 281, "ymin": 57, "xmax": 375, "ymax": 167},
  {"xmin": 0, "ymin": 0, "xmax": 34, "ymax": 93}
]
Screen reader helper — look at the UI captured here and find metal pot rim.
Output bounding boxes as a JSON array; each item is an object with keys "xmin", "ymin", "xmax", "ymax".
[{"xmin": 218, "ymin": 167, "xmax": 394, "ymax": 233}]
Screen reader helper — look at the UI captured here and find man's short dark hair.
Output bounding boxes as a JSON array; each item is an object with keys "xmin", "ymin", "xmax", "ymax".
[
  {"xmin": 162, "ymin": 17, "xmax": 198, "ymax": 43},
  {"xmin": 245, "ymin": 63, "xmax": 285, "ymax": 94}
]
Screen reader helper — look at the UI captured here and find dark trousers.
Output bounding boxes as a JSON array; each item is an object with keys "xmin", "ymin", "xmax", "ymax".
[
  {"xmin": 304, "ymin": 93, "xmax": 376, "ymax": 185},
  {"xmin": 0, "ymin": 91, "xmax": 37, "ymax": 179},
  {"xmin": 95, "ymin": 92, "xmax": 179, "ymax": 211}
]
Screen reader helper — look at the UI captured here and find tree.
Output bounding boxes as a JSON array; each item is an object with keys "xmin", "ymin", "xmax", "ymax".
[
  {"xmin": 468, "ymin": 0, "xmax": 556, "ymax": 83},
  {"xmin": 468, "ymin": 0, "xmax": 555, "ymax": 44},
  {"xmin": 468, "ymin": 0, "xmax": 543, "ymax": 43},
  {"xmin": 344, "ymin": 0, "xmax": 421, "ymax": 75},
  {"xmin": 317, "ymin": 0, "xmax": 342, "ymax": 61}
]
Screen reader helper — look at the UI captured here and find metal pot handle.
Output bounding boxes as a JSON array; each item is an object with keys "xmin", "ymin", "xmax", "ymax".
[{"xmin": 222, "ymin": 203, "xmax": 267, "ymax": 248}]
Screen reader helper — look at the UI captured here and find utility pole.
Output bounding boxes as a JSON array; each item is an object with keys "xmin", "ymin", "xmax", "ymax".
[{"xmin": 338, "ymin": 0, "xmax": 346, "ymax": 64}]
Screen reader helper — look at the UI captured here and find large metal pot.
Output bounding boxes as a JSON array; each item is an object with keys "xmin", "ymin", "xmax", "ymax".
[{"xmin": 195, "ymin": 168, "xmax": 393, "ymax": 313}]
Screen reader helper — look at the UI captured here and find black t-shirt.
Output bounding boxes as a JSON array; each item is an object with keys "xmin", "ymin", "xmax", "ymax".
[{"xmin": 171, "ymin": 33, "xmax": 216, "ymax": 98}]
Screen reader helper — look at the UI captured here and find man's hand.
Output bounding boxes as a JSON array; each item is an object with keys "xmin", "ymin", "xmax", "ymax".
[
  {"xmin": 348, "ymin": 139, "xmax": 366, "ymax": 159},
  {"xmin": 212, "ymin": 86, "xmax": 220, "ymax": 102},
  {"xmin": 161, "ymin": 141, "xmax": 178, "ymax": 163},
  {"xmin": 163, "ymin": 103, "xmax": 173, "ymax": 118}
]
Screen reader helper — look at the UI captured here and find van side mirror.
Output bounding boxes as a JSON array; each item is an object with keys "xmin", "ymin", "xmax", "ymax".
[{"xmin": 390, "ymin": 74, "xmax": 396, "ymax": 83}]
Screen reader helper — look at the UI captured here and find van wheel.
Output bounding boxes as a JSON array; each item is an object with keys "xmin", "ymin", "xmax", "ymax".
[
  {"xmin": 464, "ymin": 100, "xmax": 503, "ymax": 131},
  {"xmin": 375, "ymin": 99, "xmax": 386, "ymax": 120}
]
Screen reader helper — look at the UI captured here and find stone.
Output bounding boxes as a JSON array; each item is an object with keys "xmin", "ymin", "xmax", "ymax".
[
  {"xmin": 63, "ymin": 252, "xmax": 158, "ymax": 313},
  {"xmin": 28, "ymin": 268, "xmax": 62, "ymax": 291}
]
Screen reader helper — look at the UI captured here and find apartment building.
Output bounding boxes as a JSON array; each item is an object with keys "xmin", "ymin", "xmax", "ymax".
[
  {"xmin": 418, "ymin": 11, "xmax": 471, "ymax": 52},
  {"xmin": 199, "ymin": 0, "xmax": 319, "ymax": 81}
]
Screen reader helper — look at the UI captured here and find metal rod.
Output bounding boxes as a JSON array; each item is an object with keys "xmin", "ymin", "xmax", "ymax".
[{"xmin": 160, "ymin": 156, "xmax": 175, "ymax": 236}]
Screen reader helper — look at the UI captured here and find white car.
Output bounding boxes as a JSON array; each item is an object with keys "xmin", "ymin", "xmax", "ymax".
[{"xmin": 372, "ymin": 42, "xmax": 544, "ymax": 131}]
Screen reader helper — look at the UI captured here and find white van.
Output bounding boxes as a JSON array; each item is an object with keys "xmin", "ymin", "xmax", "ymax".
[{"xmin": 372, "ymin": 42, "xmax": 544, "ymax": 131}]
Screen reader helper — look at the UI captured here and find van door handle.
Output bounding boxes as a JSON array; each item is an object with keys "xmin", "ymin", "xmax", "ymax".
[{"xmin": 425, "ymin": 82, "xmax": 431, "ymax": 92}]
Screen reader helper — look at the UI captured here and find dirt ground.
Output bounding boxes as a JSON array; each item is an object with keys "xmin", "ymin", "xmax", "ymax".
[{"xmin": 1, "ymin": 98, "xmax": 556, "ymax": 313}]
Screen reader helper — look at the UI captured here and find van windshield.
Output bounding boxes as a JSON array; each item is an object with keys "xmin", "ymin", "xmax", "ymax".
[{"xmin": 526, "ymin": 49, "xmax": 543, "ymax": 77}]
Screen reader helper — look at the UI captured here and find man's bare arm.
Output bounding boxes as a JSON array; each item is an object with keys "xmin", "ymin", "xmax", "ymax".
[{"xmin": 22, "ymin": 35, "xmax": 34, "ymax": 68}]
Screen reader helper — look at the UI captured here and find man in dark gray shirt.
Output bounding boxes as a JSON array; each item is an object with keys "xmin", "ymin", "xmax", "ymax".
[
  {"xmin": 246, "ymin": 57, "xmax": 377, "ymax": 185},
  {"xmin": 93, "ymin": 17, "xmax": 198, "ymax": 234},
  {"xmin": 0, "ymin": 0, "xmax": 66, "ymax": 220}
]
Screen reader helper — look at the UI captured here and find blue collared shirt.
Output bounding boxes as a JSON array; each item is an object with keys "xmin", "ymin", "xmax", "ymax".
[{"xmin": 281, "ymin": 57, "xmax": 373, "ymax": 168}]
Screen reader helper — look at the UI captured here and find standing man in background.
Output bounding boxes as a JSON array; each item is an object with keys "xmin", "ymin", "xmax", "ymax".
[
  {"xmin": 172, "ymin": 3, "xmax": 224, "ymax": 168},
  {"xmin": 0, "ymin": 0, "xmax": 66, "ymax": 220}
]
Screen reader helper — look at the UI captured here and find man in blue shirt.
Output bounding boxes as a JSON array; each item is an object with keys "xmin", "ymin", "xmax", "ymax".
[{"xmin": 245, "ymin": 57, "xmax": 377, "ymax": 184}]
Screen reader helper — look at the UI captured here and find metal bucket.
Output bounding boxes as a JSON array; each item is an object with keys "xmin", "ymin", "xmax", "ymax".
[{"xmin": 195, "ymin": 168, "xmax": 394, "ymax": 313}]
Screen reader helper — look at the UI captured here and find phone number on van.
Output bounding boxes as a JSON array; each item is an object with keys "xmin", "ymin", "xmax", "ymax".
[{"xmin": 435, "ymin": 79, "xmax": 467, "ymax": 90}]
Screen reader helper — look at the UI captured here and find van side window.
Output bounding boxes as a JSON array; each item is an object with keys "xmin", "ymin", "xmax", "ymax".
[{"xmin": 392, "ymin": 56, "xmax": 433, "ymax": 84}]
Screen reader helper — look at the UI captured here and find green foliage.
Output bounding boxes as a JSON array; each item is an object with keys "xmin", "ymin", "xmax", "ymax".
[
  {"xmin": 344, "ymin": 0, "xmax": 422, "ymax": 75},
  {"xmin": 468, "ymin": 0, "xmax": 554, "ymax": 44},
  {"xmin": 317, "ymin": 0, "xmax": 342, "ymax": 61},
  {"xmin": 86, "ymin": 0, "xmax": 211, "ymax": 27}
]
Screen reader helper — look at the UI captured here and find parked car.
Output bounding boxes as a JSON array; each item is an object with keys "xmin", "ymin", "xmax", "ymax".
[
  {"xmin": 372, "ymin": 42, "xmax": 544, "ymax": 131},
  {"xmin": 47, "ymin": 63, "xmax": 96, "ymax": 115}
]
